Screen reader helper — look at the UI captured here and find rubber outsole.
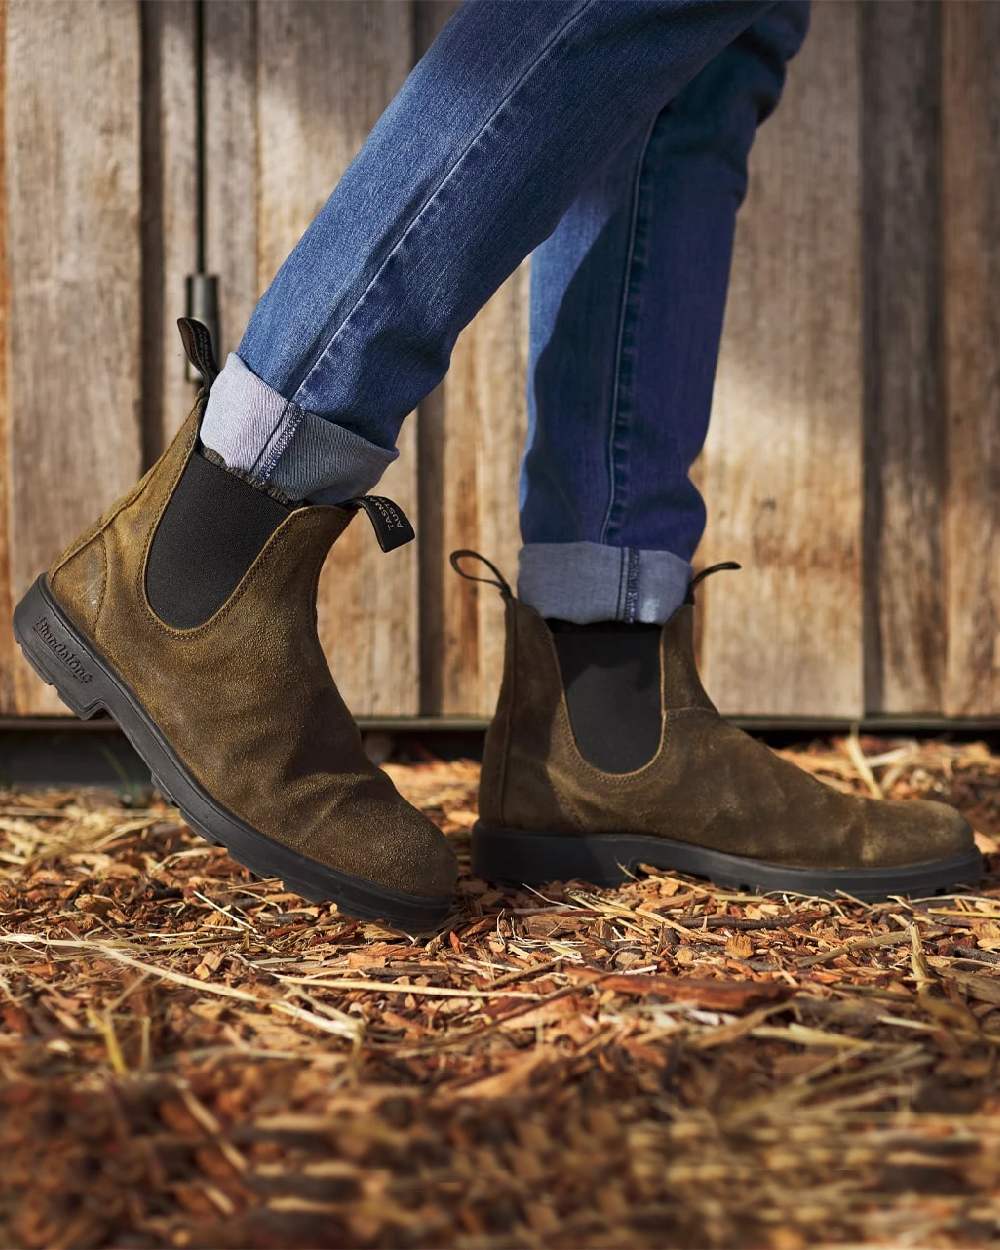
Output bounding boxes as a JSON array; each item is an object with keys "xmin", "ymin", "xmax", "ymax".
[
  {"xmin": 472, "ymin": 822, "xmax": 984, "ymax": 903},
  {"xmin": 14, "ymin": 575, "xmax": 452, "ymax": 931}
]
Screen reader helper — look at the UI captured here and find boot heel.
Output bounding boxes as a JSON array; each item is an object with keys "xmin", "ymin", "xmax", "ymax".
[{"xmin": 13, "ymin": 576, "xmax": 108, "ymax": 720}]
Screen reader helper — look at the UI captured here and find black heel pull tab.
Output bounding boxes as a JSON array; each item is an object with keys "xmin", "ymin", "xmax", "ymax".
[
  {"xmin": 687, "ymin": 560, "xmax": 742, "ymax": 601},
  {"xmin": 344, "ymin": 495, "xmax": 415, "ymax": 552},
  {"xmin": 177, "ymin": 317, "xmax": 220, "ymax": 388},
  {"xmin": 449, "ymin": 549, "xmax": 512, "ymax": 599}
]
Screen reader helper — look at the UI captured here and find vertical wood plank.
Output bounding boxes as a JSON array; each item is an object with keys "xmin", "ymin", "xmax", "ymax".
[
  {"xmin": 414, "ymin": 0, "xmax": 456, "ymax": 717},
  {"xmin": 203, "ymin": 0, "xmax": 258, "ymax": 364},
  {"xmin": 698, "ymin": 0, "xmax": 864, "ymax": 717},
  {"xmin": 860, "ymin": 0, "xmax": 946, "ymax": 714},
  {"xmin": 256, "ymin": 1, "xmax": 417, "ymax": 717},
  {"xmin": 414, "ymin": 0, "xmax": 531, "ymax": 718},
  {"xmin": 140, "ymin": 0, "xmax": 199, "ymax": 456},
  {"xmin": 4, "ymin": 0, "xmax": 142, "ymax": 713},
  {"xmin": 439, "ymin": 266, "xmax": 530, "ymax": 715},
  {"xmin": 412, "ymin": 8, "xmax": 530, "ymax": 719},
  {"xmin": 0, "ymin": 0, "xmax": 15, "ymax": 713},
  {"xmin": 942, "ymin": 2, "xmax": 1000, "ymax": 716},
  {"xmin": 0, "ymin": 0, "xmax": 990, "ymax": 727}
]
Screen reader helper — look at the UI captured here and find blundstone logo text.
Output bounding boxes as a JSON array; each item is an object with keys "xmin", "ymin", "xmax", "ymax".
[{"xmin": 32, "ymin": 616, "xmax": 94, "ymax": 684}]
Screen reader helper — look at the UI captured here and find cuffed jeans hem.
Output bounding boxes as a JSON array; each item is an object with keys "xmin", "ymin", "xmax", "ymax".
[
  {"xmin": 200, "ymin": 352, "xmax": 398, "ymax": 502},
  {"xmin": 518, "ymin": 542, "xmax": 692, "ymax": 625}
]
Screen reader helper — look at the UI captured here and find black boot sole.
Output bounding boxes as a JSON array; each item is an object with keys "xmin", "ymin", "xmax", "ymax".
[
  {"xmin": 473, "ymin": 822, "xmax": 983, "ymax": 903},
  {"xmin": 14, "ymin": 575, "xmax": 451, "ymax": 931}
]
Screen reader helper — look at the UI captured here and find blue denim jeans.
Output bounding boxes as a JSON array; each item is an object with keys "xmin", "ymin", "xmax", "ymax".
[{"xmin": 203, "ymin": 0, "xmax": 809, "ymax": 623}]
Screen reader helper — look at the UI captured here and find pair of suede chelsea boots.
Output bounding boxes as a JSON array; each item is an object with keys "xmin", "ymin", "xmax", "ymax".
[{"xmin": 14, "ymin": 322, "xmax": 982, "ymax": 929}]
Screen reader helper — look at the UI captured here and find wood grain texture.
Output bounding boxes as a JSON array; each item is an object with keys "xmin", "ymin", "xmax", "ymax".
[
  {"xmin": 412, "ymin": 0, "xmax": 531, "ymax": 717},
  {"xmin": 414, "ymin": 0, "xmax": 457, "ymax": 716},
  {"xmin": 203, "ymin": 0, "xmax": 258, "ymax": 364},
  {"xmin": 0, "ymin": 0, "xmax": 994, "ymax": 725},
  {"xmin": 942, "ymin": 2, "xmax": 1000, "ymax": 717},
  {"xmin": 0, "ymin": 0, "xmax": 15, "ymax": 713},
  {"xmin": 5, "ymin": 0, "xmax": 142, "ymax": 713},
  {"xmin": 698, "ymin": 0, "xmax": 864, "ymax": 718},
  {"xmin": 438, "ymin": 265, "xmax": 530, "ymax": 715},
  {"xmin": 860, "ymin": 1, "xmax": 945, "ymax": 714},
  {"xmin": 140, "ymin": 0, "xmax": 199, "ymax": 456},
  {"xmin": 256, "ymin": 1, "xmax": 417, "ymax": 717}
]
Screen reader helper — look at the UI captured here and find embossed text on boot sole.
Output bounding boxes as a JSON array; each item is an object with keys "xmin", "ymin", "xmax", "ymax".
[{"xmin": 32, "ymin": 615, "xmax": 94, "ymax": 684}]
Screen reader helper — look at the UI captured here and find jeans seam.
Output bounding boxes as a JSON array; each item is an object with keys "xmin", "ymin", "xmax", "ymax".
[
  {"xmin": 623, "ymin": 547, "xmax": 640, "ymax": 623},
  {"xmin": 290, "ymin": 0, "xmax": 597, "ymax": 409},
  {"xmin": 257, "ymin": 400, "xmax": 307, "ymax": 482},
  {"xmin": 247, "ymin": 393, "xmax": 294, "ymax": 479},
  {"xmin": 599, "ymin": 113, "xmax": 658, "ymax": 546}
]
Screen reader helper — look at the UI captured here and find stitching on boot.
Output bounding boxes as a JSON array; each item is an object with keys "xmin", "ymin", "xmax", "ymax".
[
  {"xmin": 497, "ymin": 599, "xmax": 516, "ymax": 828},
  {"xmin": 52, "ymin": 396, "xmax": 204, "ymax": 578},
  {"xmin": 134, "ymin": 415, "xmax": 203, "ymax": 625},
  {"xmin": 133, "ymin": 408, "xmax": 328, "ymax": 641},
  {"xmin": 138, "ymin": 508, "xmax": 348, "ymax": 641},
  {"xmin": 94, "ymin": 531, "xmax": 109, "ymax": 635},
  {"xmin": 559, "ymin": 706, "xmax": 720, "ymax": 790},
  {"xmin": 537, "ymin": 611, "xmax": 669, "ymax": 784}
]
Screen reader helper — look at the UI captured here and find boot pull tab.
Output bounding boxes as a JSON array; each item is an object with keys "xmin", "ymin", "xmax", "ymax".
[
  {"xmin": 343, "ymin": 495, "xmax": 415, "ymax": 552},
  {"xmin": 687, "ymin": 560, "xmax": 742, "ymax": 599},
  {"xmin": 449, "ymin": 549, "xmax": 512, "ymax": 599},
  {"xmin": 177, "ymin": 317, "xmax": 220, "ymax": 388}
]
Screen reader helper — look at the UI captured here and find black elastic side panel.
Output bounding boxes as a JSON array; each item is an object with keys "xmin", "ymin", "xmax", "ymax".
[
  {"xmin": 146, "ymin": 450, "xmax": 292, "ymax": 629},
  {"xmin": 548, "ymin": 619, "xmax": 663, "ymax": 773}
]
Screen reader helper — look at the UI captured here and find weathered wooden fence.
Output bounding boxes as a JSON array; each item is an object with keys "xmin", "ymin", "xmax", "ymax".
[{"xmin": 0, "ymin": 0, "xmax": 996, "ymax": 721}]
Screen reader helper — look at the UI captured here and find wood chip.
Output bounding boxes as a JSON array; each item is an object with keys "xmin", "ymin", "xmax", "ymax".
[{"xmin": 2, "ymin": 737, "xmax": 998, "ymax": 1247}]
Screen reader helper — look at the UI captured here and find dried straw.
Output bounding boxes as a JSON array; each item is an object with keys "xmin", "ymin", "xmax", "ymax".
[{"xmin": 1, "ymin": 738, "xmax": 998, "ymax": 1248}]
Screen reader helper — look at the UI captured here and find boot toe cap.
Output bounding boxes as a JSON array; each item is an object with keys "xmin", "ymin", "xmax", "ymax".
[
  {"xmin": 865, "ymin": 798, "xmax": 975, "ymax": 867},
  {"xmin": 387, "ymin": 806, "xmax": 459, "ymax": 898},
  {"xmin": 315, "ymin": 792, "xmax": 458, "ymax": 901}
]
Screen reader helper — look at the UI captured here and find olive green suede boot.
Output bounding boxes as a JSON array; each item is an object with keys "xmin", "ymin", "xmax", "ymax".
[
  {"xmin": 454, "ymin": 553, "xmax": 982, "ymax": 902},
  {"xmin": 13, "ymin": 321, "xmax": 455, "ymax": 929}
]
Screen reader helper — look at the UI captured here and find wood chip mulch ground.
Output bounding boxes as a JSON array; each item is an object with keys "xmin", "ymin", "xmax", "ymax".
[{"xmin": 1, "ymin": 734, "xmax": 999, "ymax": 1250}]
